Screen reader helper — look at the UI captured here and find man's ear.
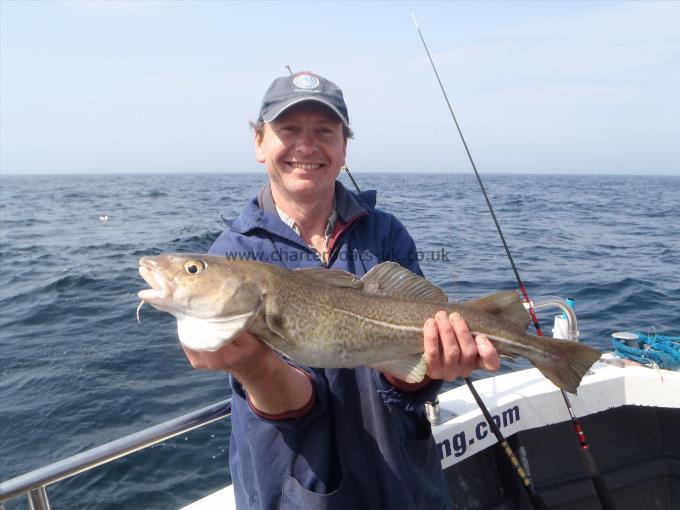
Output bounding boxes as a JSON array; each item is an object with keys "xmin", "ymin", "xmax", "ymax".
[{"xmin": 254, "ymin": 132, "xmax": 265, "ymax": 163}]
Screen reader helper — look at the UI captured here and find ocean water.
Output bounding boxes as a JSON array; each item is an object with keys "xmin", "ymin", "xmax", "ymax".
[{"xmin": 1, "ymin": 172, "xmax": 679, "ymax": 509}]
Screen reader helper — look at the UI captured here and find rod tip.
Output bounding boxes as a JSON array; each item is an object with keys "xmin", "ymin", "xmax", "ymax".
[{"xmin": 410, "ymin": 11, "xmax": 419, "ymax": 29}]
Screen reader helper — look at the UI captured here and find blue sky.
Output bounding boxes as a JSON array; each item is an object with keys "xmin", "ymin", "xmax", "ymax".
[{"xmin": 1, "ymin": 0, "xmax": 678, "ymax": 175}]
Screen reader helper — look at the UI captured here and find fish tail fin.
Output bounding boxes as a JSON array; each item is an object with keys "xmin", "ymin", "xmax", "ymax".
[{"xmin": 530, "ymin": 337, "xmax": 601, "ymax": 394}]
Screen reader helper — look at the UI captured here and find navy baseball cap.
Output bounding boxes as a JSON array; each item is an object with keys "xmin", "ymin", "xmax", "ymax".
[{"xmin": 257, "ymin": 71, "xmax": 350, "ymax": 126}]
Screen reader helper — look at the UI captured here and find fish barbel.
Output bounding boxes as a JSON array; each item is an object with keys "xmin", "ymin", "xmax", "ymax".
[{"xmin": 138, "ymin": 253, "xmax": 601, "ymax": 393}]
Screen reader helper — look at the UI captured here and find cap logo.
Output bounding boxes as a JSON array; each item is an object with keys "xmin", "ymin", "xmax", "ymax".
[{"xmin": 293, "ymin": 73, "xmax": 320, "ymax": 90}]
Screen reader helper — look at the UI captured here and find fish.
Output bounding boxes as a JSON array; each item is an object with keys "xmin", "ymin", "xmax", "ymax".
[{"xmin": 138, "ymin": 253, "xmax": 602, "ymax": 394}]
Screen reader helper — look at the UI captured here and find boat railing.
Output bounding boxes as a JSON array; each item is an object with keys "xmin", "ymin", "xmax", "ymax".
[{"xmin": 0, "ymin": 399, "xmax": 232, "ymax": 510}]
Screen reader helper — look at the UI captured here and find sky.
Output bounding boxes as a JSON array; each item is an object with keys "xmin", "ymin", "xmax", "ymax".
[{"xmin": 1, "ymin": 0, "xmax": 679, "ymax": 176}]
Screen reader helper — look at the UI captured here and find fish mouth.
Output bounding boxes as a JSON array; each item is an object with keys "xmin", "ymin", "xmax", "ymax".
[{"xmin": 138, "ymin": 257, "xmax": 173, "ymax": 304}]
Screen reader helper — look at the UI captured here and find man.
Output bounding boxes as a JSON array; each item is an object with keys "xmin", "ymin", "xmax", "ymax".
[{"xmin": 183, "ymin": 71, "xmax": 500, "ymax": 509}]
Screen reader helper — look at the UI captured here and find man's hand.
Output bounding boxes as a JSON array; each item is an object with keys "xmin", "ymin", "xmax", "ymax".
[
  {"xmin": 424, "ymin": 311, "xmax": 500, "ymax": 381},
  {"xmin": 181, "ymin": 332, "xmax": 313, "ymax": 416},
  {"xmin": 182, "ymin": 331, "xmax": 271, "ymax": 376}
]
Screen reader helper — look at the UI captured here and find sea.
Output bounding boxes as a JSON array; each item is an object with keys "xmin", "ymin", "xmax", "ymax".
[{"xmin": 1, "ymin": 172, "xmax": 679, "ymax": 509}]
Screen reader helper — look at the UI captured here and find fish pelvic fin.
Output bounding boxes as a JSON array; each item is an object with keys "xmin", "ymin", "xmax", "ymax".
[
  {"xmin": 529, "ymin": 337, "xmax": 602, "ymax": 394},
  {"xmin": 361, "ymin": 262, "xmax": 448, "ymax": 304},
  {"xmin": 465, "ymin": 291, "xmax": 531, "ymax": 334},
  {"xmin": 369, "ymin": 353, "xmax": 428, "ymax": 383}
]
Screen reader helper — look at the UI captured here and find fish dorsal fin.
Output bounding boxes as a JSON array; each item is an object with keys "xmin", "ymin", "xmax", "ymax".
[
  {"xmin": 465, "ymin": 290, "xmax": 531, "ymax": 334},
  {"xmin": 360, "ymin": 262, "xmax": 448, "ymax": 304},
  {"xmin": 295, "ymin": 267, "xmax": 364, "ymax": 289}
]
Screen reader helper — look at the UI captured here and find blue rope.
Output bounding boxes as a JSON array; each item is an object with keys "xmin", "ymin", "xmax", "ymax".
[{"xmin": 612, "ymin": 332, "xmax": 680, "ymax": 370}]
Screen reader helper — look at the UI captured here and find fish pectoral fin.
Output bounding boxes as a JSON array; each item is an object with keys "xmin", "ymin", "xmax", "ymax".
[
  {"xmin": 264, "ymin": 311, "xmax": 291, "ymax": 345},
  {"xmin": 465, "ymin": 290, "xmax": 531, "ymax": 334},
  {"xmin": 361, "ymin": 262, "xmax": 448, "ymax": 304},
  {"xmin": 176, "ymin": 311, "xmax": 257, "ymax": 352},
  {"xmin": 295, "ymin": 267, "xmax": 364, "ymax": 289},
  {"xmin": 369, "ymin": 353, "xmax": 428, "ymax": 384}
]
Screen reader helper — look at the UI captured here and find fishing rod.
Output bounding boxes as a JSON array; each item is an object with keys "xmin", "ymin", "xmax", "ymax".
[
  {"xmin": 410, "ymin": 12, "xmax": 617, "ymax": 510},
  {"xmin": 284, "ymin": 65, "xmax": 360, "ymax": 187},
  {"xmin": 408, "ymin": 14, "xmax": 548, "ymax": 510}
]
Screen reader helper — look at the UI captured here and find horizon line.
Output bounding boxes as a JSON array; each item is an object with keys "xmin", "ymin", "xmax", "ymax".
[{"xmin": 2, "ymin": 170, "xmax": 679, "ymax": 178}]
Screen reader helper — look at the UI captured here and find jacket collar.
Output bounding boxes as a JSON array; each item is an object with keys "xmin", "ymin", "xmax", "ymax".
[{"xmin": 228, "ymin": 180, "xmax": 375, "ymax": 237}]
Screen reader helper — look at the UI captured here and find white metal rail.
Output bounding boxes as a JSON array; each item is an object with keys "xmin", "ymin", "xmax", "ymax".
[{"xmin": 0, "ymin": 399, "xmax": 232, "ymax": 510}]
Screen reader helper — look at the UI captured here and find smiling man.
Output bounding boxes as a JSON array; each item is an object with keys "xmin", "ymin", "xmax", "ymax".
[{"xmin": 182, "ymin": 71, "xmax": 499, "ymax": 510}]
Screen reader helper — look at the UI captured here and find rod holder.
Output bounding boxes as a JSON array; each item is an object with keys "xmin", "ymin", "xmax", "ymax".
[{"xmin": 526, "ymin": 296, "xmax": 579, "ymax": 341}]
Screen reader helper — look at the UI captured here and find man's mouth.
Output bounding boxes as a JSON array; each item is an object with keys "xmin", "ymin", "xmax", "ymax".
[{"xmin": 287, "ymin": 162, "xmax": 323, "ymax": 170}]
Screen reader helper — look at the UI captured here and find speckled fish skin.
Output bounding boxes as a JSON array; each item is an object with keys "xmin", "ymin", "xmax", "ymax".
[{"xmin": 138, "ymin": 253, "xmax": 601, "ymax": 393}]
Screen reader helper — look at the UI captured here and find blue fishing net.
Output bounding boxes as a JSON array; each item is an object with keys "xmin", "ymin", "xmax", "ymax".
[{"xmin": 612, "ymin": 332, "xmax": 680, "ymax": 370}]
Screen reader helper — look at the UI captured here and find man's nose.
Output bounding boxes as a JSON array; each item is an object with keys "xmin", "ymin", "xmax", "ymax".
[{"xmin": 294, "ymin": 130, "xmax": 317, "ymax": 153}]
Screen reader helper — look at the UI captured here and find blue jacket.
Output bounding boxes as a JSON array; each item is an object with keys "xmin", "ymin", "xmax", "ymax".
[{"xmin": 209, "ymin": 181, "xmax": 449, "ymax": 510}]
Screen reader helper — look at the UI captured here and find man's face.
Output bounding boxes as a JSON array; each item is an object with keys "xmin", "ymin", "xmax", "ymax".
[{"xmin": 255, "ymin": 103, "xmax": 347, "ymax": 201}]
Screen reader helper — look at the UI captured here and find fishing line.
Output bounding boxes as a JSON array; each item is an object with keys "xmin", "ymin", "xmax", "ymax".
[{"xmin": 410, "ymin": 12, "xmax": 616, "ymax": 510}]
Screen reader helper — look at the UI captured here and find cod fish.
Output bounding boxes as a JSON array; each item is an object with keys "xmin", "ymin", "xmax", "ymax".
[{"xmin": 138, "ymin": 253, "xmax": 601, "ymax": 394}]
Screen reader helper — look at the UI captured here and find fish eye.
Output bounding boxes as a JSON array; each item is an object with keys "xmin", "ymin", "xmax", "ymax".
[{"xmin": 184, "ymin": 259, "xmax": 206, "ymax": 275}]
